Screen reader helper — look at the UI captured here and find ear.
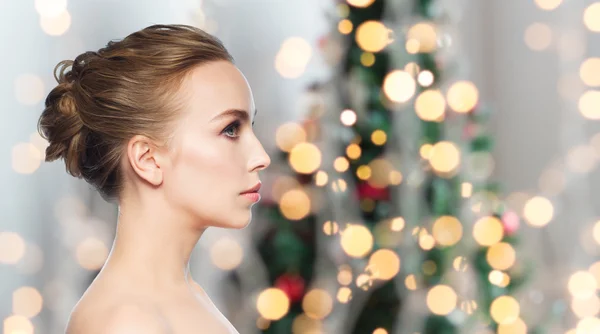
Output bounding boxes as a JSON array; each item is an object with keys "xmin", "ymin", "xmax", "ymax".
[{"xmin": 126, "ymin": 135, "xmax": 164, "ymax": 187}]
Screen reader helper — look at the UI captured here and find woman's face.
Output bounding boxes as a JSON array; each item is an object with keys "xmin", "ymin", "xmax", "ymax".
[{"xmin": 163, "ymin": 60, "xmax": 271, "ymax": 229}]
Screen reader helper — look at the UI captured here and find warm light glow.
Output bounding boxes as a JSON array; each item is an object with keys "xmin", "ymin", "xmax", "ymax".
[
  {"xmin": 275, "ymin": 37, "xmax": 312, "ymax": 78},
  {"xmin": 432, "ymin": 216, "xmax": 463, "ymax": 247},
  {"xmin": 390, "ymin": 217, "xmax": 405, "ymax": 231},
  {"xmin": 371, "ymin": 130, "xmax": 387, "ymax": 145},
  {"xmin": 473, "ymin": 216, "xmax": 504, "ymax": 246},
  {"xmin": 584, "ymin": 3, "xmax": 600, "ymax": 32},
  {"xmin": 383, "ymin": 70, "xmax": 416, "ymax": 103},
  {"xmin": 210, "ymin": 237, "xmax": 243, "ymax": 271},
  {"xmin": 568, "ymin": 271, "xmax": 598, "ymax": 299},
  {"xmin": 35, "ymin": 0, "xmax": 67, "ymax": 18},
  {"xmin": 407, "ymin": 22, "xmax": 437, "ymax": 53},
  {"xmin": 338, "ymin": 19, "xmax": 353, "ymax": 35},
  {"xmin": 12, "ymin": 286, "xmax": 43, "ymax": 318},
  {"xmin": 12, "ymin": 143, "xmax": 42, "ymax": 174},
  {"xmin": 418, "ymin": 70, "xmax": 434, "ymax": 87},
  {"xmin": 453, "ymin": 256, "xmax": 469, "ymax": 272},
  {"xmin": 346, "ymin": 0, "xmax": 375, "ymax": 8},
  {"xmin": 497, "ymin": 317, "xmax": 527, "ymax": 334},
  {"xmin": 534, "ymin": 0, "xmax": 563, "ymax": 10},
  {"xmin": 447, "ymin": 81, "xmax": 479, "ymax": 113},
  {"xmin": 75, "ymin": 237, "xmax": 108, "ymax": 271},
  {"xmin": 420, "ymin": 143, "xmax": 433, "ymax": 159},
  {"xmin": 367, "ymin": 249, "xmax": 400, "ymax": 280},
  {"xmin": 14, "ymin": 74, "xmax": 45, "ymax": 106},
  {"xmin": 341, "ymin": 224, "xmax": 374, "ymax": 258},
  {"xmin": 355, "ymin": 20, "xmax": 392, "ymax": 52},
  {"xmin": 405, "ymin": 274, "xmax": 417, "ymax": 290},
  {"xmin": 571, "ymin": 295, "xmax": 600, "ymax": 318},
  {"xmin": 367, "ymin": 158, "xmax": 393, "ymax": 188},
  {"xmin": 462, "ymin": 182, "xmax": 473, "ymax": 197},
  {"xmin": 486, "ymin": 242, "xmax": 516, "ymax": 270},
  {"xmin": 256, "ymin": 288, "xmax": 290, "ymax": 320},
  {"xmin": 579, "ymin": 90, "xmax": 600, "ymax": 120},
  {"xmin": 426, "ymin": 285, "xmax": 457, "ymax": 315},
  {"xmin": 361, "ymin": 52, "xmax": 376, "ymax": 67},
  {"xmin": 289, "ymin": 142, "xmax": 322, "ymax": 174},
  {"xmin": 415, "ymin": 89, "xmax": 446, "ymax": 122},
  {"xmin": 3, "ymin": 315, "xmax": 34, "ymax": 334},
  {"xmin": 576, "ymin": 317, "xmax": 600, "ymax": 333},
  {"xmin": 40, "ymin": 10, "xmax": 71, "ymax": 36},
  {"xmin": 323, "ymin": 221, "xmax": 339, "ymax": 235},
  {"xmin": 302, "ymin": 289, "xmax": 333, "ymax": 320},
  {"xmin": 523, "ymin": 196, "xmax": 554, "ymax": 227},
  {"xmin": 337, "ymin": 287, "xmax": 352, "ymax": 303},
  {"xmin": 580, "ymin": 58, "xmax": 600, "ymax": 87},
  {"xmin": 346, "ymin": 143, "xmax": 361, "ymax": 160},
  {"xmin": 524, "ymin": 22, "xmax": 552, "ymax": 51},
  {"xmin": 490, "ymin": 296, "xmax": 520, "ymax": 325},
  {"xmin": 340, "ymin": 109, "xmax": 357, "ymax": 126},
  {"xmin": 373, "ymin": 328, "xmax": 388, "ymax": 334},
  {"xmin": 357, "ymin": 165, "xmax": 372, "ymax": 180},
  {"xmin": 276, "ymin": 122, "xmax": 307, "ymax": 152},
  {"xmin": 0, "ymin": 232, "xmax": 26, "ymax": 264},
  {"xmin": 338, "ymin": 266, "xmax": 353, "ymax": 285},
  {"xmin": 315, "ymin": 170, "xmax": 328, "ymax": 187},
  {"xmin": 279, "ymin": 189, "xmax": 311, "ymax": 220},
  {"xmin": 429, "ymin": 141, "xmax": 461, "ymax": 176},
  {"xmin": 334, "ymin": 157, "xmax": 350, "ymax": 172}
]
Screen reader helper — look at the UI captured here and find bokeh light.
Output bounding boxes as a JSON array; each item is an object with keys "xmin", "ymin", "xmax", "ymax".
[
  {"xmin": 523, "ymin": 196, "xmax": 554, "ymax": 227},
  {"xmin": 534, "ymin": 0, "xmax": 562, "ymax": 10},
  {"xmin": 279, "ymin": 188, "xmax": 311, "ymax": 220},
  {"xmin": 584, "ymin": 3, "xmax": 600, "ymax": 32},
  {"xmin": 256, "ymin": 288, "xmax": 290, "ymax": 321},
  {"xmin": 447, "ymin": 81, "xmax": 479, "ymax": 113},
  {"xmin": 426, "ymin": 285, "xmax": 457, "ymax": 315},
  {"xmin": 275, "ymin": 37, "xmax": 312, "ymax": 78},
  {"xmin": 341, "ymin": 224, "xmax": 374, "ymax": 258},
  {"xmin": 473, "ymin": 216, "xmax": 504, "ymax": 246},
  {"xmin": 578, "ymin": 90, "xmax": 600, "ymax": 120},
  {"xmin": 383, "ymin": 70, "xmax": 416, "ymax": 103},
  {"xmin": 12, "ymin": 286, "xmax": 43, "ymax": 318},
  {"xmin": 289, "ymin": 142, "xmax": 322, "ymax": 174},
  {"xmin": 415, "ymin": 89, "xmax": 446, "ymax": 122},
  {"xmin": 0, "ymin": 232, "xmax": 26, "ymax": 264},
  {"xmin": 210, "ymin": 236, "xmax": 243, "ymax": 271},
  {"xmin": 432, "ymin": 216, "xmax": 463, "ymax": 247},
  {"xmin": 367, "ymin": 249, "xmax": 400, "ymax": 280},
  {"xmin": 486, "ymin": 242, "xmax": 516, "ymax": 270},
  {"xmin": 407, "ymin": 22, "xmax": 437, "ymax": 53},
  {"xmin": 568, "ymin": 271, "xmax": 597, "ymax": 299},
  {"xmin": 490, "ymin": 296, "xmax": 520, "ymax": 325},
  {"xmin": 580, "ymin": 58, "xmax": 600, "ymax": 87},
  {"xmin": 429, "ymin": 141, "xmax": 461, "ymax": 176},
  {"xmin": 276, "ymin": 122, "xmax": 307, "ymax": 152},
  {"xmin": 355, "ymin": 20, "xmax": 392, "ymax": 52},
  {"xmin": 524, "ymin": 22, "xmax": 552, "ymax": 51},
  {"xmin": 302, "ymin": 289, "xmax": 333, "ymax": 319}
]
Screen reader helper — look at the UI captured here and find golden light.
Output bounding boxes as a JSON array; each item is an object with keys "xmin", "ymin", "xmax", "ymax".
[
  {"xmin": 35, "ymin": 0, "xmax": 67, "ymax": 18},
  {"xmin": 497, "ymin": 317, "xmax": 527, "ymax": 334},
  {"xmin": 75, "ymin": 237, "xmax": 108, "ymax": 271},
  {"xmin": 571, "ymin": 295, "xmax": 600, "ymax": 318},
  {"xmin": 347, "ymin": 0, "xmax": 375, "ymax": 8},
  {"xmin": 367, "ymin": 158, "xmax": 393, "ymax": 188},
  {"xmin": 523, "ymin": 196, "xmax": 554, "ymax": 227},
  {"xmin": 355, "ymin": 20, "xmax": 392, "ymax": 52},
  {"xmin": 338, "ymin": 19, "xmax": 353, "ymax": 35},
  {"xmin": 389, "ymin": 170, "xmax": 403, "ymax": 185},
  {"xmin": 302, "ymin": 289, "xmax": 333, "ymax": 319},
  {"xmin": 490, "ymin": 296, "xmax": 520, "ymax": 325},
  {"xmin": 275, "ymin": 37, "xmax": 312, "ymax": 79},
  {"xmin": 210, "ymin": 237, "xmax": 243, "ymax": 271},
  {"xmin": 447, "ymin": 81, "xmax": 479, "ymax": 113},
  {"xmin": 3, "ymin": 315, "xmax": 33, "ymax": 334},
  {"xmin": 420, "ymin": 143, "xmax": 433, "ymax": 159},
  {"xmin": 356, "ymin": 273, "xmax": 372, "ymax": 290},
  {"xmin": 578, "ymin": 90, "xmax": 600, "ymax": 120},
  {"xmin": 584, "ymin": 3, "xmax": 600, "ymax": 32},
  {"xmin": 371, "ymin": 130, "xmax": 387, "ymax": 146},
  {"xmin": 580, "ymin": 58, "xmax": 600, "ymax": 87},
  {"xmin": 405, "ymin": 274, "xmax": 418, "ymax": 290},
  {"xmin": 405, "ymin": 39, "xmax": 420, "ymax": 54},
  {"xmin": 334, "ymin": 157, "xmax": 350, "ymax": 173},
  {"xmin": 323, "ymin": 221, "xmax": 339, "ymax": 235},
  {"xmin": 473, "ymin": 216, "xmax": 504, "ymax": 246},
  {"xmin": 357, "ymin": 165, "xmax": 372, "ymax": 180},
  {"xmin": 429, "ymin": 141, "xmax": 461, "ymax": 176},
  {"xmin": 276, "ymin": 122, "xmax": 307, "ymax": 152},
  {"xmin": 256, "ymin": 317, "xmax": 270, "ymax": 330},
  {"xmin": 12, "ymin": 143, "xmax": 42, "ymax": 174},
  {"xmin": 0, "ymin": 232, "xmax": 26, "ymax": 264},
  {"xmin": 486, "ymin": 242, "xmax": 516, "ymax": 270},
  {"xmin": 383, "ymin": 70, "xmax": 416, "ymax": 103},
  {"xmin": 524, "ymin": 23, "xmax": 552, "ymax": 51},
  {"xmin": 415, "ymin": 89, "xmax": 446, "ymax": 122},
  {"xmin": 568, "ymin": 271, "xmax": 598, "ymax": 300},
  {"xmin": 337, "ymin": 287, "xmax": 352, "ymax": 303},
  {"xmin": 407, "ymin": 22, "xmax": 437, "ymax": 53},
  {"xmin": 272, "ymin": 176, "xmax": 300, "ymax": 203},
  {"xmin": 279, "ymin": 189, "xmax": 311, "ymax": 220},
  {"xmin": 12, "ymin": 286, "xmax": 43, "ymax": 318},
  {"xmin": 338, "ymin": 266, "xmax": 353, "ymax": 285},
  {"xmin": 332, "ymin": 178, "xmax": 348, "ymax": 193},
  {"xmin": 462, "ymin": 182, "xmax": 473, "ymax": 198},
  {"xmin": 418, "ymin": 70, "xmax": 434, "ymax": 87},
  {"xmin": 576, "ymin": 317, "xmax": 600, "ymax": 333},
  {"xmin": 453, "ymin": 256, "xmax": 469, "ymax": 272},
  {"xmin": 340, "ymin": 109, "xmax": 357, "ymax": 126},
  {"xmin": 432, "ymin": 216, "xmax": 463, "ymax": 247},
  {"xmin": 315, "ymin": 170, "xmax": 328, "ymax": 187},
  {"xmin": 292, "ymin": 314, "xmax": 322, "ymax": 333},
  {"xmin": 404, "ymin": 62, "xmax": 420, "ymax": 76},
  {"xmin": 589, "ymin": 261, "xmax": 600, "ymax": 285},
  {"xmin": 341, "ymin": 224, "xmax": 374, "ymax": 258},
  {"xmin": 361, "ymin": 52, "xmax": 376, "ymax": 67},
  {"xmin": 256, "ymin": 288, "xmax": 290, "ymax": 320},
  {"xmin": 40, "ymin": 10, "xmax": 71, "ymax": 36},
  {"xmin": 460, "ymin": 300, "xmax": 478, "ymax": 315},
  {"xmin": 14, "ymin": 74, "xmax": 45, "ymax": 106},
  {"xmin": 419, "ymin": 233, "xmax": 436, "ymax": 250},
  {"xmin": 390, "ymin": 217, "xmax": 405, "ymax": 231},
  {"xmin": 373, "ymin": 328, "xmax": 388, "ymax": 334},
  {"xmin": 289, "ymin": 142, "xmax": 322, "ymax": 174},
  {"xmin": 426, "ymin": 285, "xmax": 457, "ymax": 315},
  {"xmin": 346, "ymin": 143, "xmax": 361, "ymax": 159},
  {"xmin": 367, "ymin": 249, "xmax": 400, "ymax": 280},
  {"xmin": 534, "ymin": 0, "xmax": 563, "ymax": 10},
  {"xmin": 489, "ymin": 270, "xmax": 511, "ymax": 287}
]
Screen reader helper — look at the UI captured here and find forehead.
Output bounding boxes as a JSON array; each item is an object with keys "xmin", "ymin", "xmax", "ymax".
[{"xmin": 179, "ymin": 61, "xmax": 255, "ymax": 121}]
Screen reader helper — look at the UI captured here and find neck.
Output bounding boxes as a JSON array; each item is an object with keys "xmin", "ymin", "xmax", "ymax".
[{"xmin": 100, "ymin": 193, "xmax": 205, "ymax": 289}]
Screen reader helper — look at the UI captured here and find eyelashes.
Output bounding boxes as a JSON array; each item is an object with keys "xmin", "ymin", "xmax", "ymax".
[{"xmin": 222, "ymin": 120, "xmax": 255, "ymax": 139}]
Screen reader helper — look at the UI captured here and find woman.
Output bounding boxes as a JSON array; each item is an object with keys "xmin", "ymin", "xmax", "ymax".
[{"xmin": 38, "ymin": 24, "xmax": 271, "ymax": 333}]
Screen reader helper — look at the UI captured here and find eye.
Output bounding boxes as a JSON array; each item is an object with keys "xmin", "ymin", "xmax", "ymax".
[{"xmin": 222, "ymin": 120, "xmax": 241, "ymax": 139}]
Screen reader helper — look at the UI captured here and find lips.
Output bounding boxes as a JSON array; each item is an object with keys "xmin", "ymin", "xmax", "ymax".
[{"xmin": 241, "ymin": 181, "xmax": 261, "ymax": 194}]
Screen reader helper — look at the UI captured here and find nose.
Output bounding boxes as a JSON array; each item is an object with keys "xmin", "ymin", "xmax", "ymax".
[{"xmin": 248, "ymin": 135, "xmax": 271, "ymax": 173}]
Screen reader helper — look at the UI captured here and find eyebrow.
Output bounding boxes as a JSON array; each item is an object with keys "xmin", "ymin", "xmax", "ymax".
[{"xmin": 210, "ymin": 108, "xmax": 258, "ymax": 123}]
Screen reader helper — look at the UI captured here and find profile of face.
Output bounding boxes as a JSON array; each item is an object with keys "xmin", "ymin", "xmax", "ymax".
[{"xmin": 128, "ymin": 60, "xmax": 271, "ymax": 230}]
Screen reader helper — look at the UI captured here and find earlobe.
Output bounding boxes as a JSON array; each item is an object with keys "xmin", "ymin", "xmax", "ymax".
[{"xmin": 127, "ymin": 135, "xmax": 163, "ymax": 187}]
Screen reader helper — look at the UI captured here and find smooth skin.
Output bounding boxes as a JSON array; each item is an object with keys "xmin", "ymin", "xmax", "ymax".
[{"xmin": 65, "ymin": 60, "xmax": 271, "ymax": 334}]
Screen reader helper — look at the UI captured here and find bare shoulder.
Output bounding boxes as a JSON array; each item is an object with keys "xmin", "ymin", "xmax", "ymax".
[{"xmin": 66, "ymin": 301, "xmax": 171, "ymax": 334}]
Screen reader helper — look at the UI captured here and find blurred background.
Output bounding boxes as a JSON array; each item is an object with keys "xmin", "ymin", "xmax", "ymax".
[{"xmin": 2, "ymin": 0, "xmax": 600, "ymax": 333}]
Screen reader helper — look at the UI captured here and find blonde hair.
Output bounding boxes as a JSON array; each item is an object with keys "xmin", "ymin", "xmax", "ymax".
[{"xmin": 38, "ymin": 24, "xmax": 234, "ymax": 202}]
